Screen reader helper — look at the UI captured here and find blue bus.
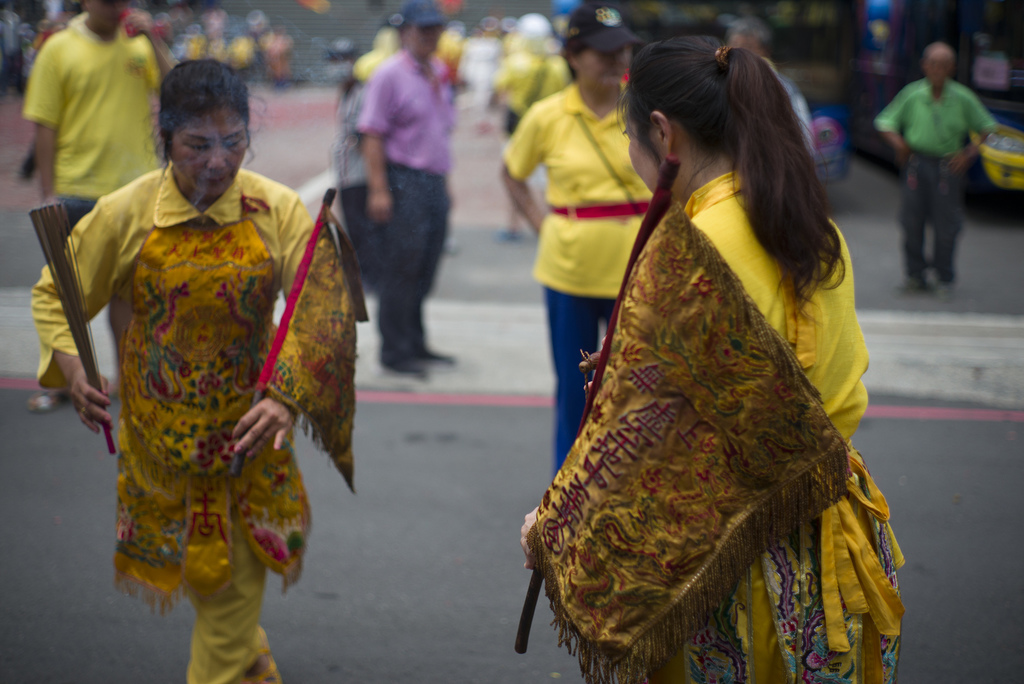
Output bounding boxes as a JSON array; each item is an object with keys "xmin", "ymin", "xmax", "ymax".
[
  {"xmin": 627, "ymin": 0, "xmax": 857, "ymax": 183},
  {"xmin": 850, "ymin": 0, "xmax": 1024, "ymax": 192}
]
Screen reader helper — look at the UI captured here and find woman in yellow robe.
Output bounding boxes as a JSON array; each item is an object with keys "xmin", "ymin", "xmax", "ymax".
[
  {"xmin": 32, "ymin": 60, "xmax": 356, "ymax": 684},
  {"xmin": 520, "ymin": 37, "xmax": 903, "ymax": 684}
]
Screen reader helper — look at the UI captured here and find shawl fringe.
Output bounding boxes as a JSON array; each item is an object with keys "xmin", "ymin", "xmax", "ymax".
[
  {"xmin": 116, "ymin": 559, "xmax": 307, "ymax": 612},
  {"xmin": 298, "ymin": 412, "xmax": 354, "ymax": 492},
  {"xmin": 280, "ymin": 501, "xmax": 310, "ymax": 592},
  {"xmin": 114, "ymin": 571, "xmax": 184, "ymax": 615},
  {"xmin": 267, "ymin": 386, "xmax": 355, "ymax": 493},
  {"xmin": 527, "ymin": 205, "xmax": 851, "ymax": 684},
  {"xmin": 116, "ymin": 533, "xmax": 309, "ymax": 613},
  {"xmin": 281, "ymin": 546, "xmax": 305, "ymax": 592},
  {"xmin": 529, "ymin": 450, "xmax": 848, "ymax": 684}
]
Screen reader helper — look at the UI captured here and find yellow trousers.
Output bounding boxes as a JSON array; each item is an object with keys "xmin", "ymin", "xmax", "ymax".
[
  {"xmin": 650, "ymin": 561, "xmax": 783, "ymax": 683},
  {"xmin": 186, "ymin": 512, "xmax": 267, "ymax": 684},
  {"xmin": 649, "ymin": 459, "xmax": 904, "ymax": 684}
]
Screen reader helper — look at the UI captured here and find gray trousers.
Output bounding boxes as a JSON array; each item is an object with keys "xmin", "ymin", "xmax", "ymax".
[{"xmin": 900, "ymin": 153, "xmax": 964, "ymax": 284}]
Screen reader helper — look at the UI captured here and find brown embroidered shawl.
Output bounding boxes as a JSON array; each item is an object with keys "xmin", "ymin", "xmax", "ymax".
[{"xmin": 527, "ymin": 202, "xmax": 849, "ymax": 684}]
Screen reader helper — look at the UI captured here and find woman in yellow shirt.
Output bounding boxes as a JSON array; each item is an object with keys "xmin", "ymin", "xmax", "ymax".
[
  {"xmin": 32, "ymin": 60, "xmax": 356, "ymax": 684},
  {"xmin": 520, "ymin": 37, "xmax": 903, "ymax": 683},
  {"xmin": 503, "ymin": 2, "xmax": 650, "ymax": 474}
]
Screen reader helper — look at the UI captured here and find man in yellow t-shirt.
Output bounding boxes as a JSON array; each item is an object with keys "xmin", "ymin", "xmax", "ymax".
[
  {"xmin": 228, "ymin": 34, "xmax": 257, "ymax": 75},
  {"xmin": 22, "ymin": 0, "xmax": 174, "ymax": 413},
  {"xmin": 493, "ymin": 14, "xmax": 569, "ymax": 136}
]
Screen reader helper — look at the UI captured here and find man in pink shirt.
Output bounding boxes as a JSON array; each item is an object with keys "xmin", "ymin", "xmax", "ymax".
[{"xmin": 358, "ymin": 0, "xmax": 456, "ymax": 378}]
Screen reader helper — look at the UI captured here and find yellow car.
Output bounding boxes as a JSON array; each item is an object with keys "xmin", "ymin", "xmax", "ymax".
[{"xmin": 977, "ymin": 124, "xmax": 1024, "ymax": 191}]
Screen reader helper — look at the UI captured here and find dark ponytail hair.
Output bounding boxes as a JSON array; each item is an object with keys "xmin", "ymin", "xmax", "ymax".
[
  {"xmin": 158, "ymin": 59, "xmax": 251, "ymax": 160},
  {"xmin": 622, "ymin": 36, "xmax": 844, "ymax": 303}
]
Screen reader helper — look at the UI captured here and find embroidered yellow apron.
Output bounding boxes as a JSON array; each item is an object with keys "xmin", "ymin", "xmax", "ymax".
[{"xmin": 114, "ymin": 219, "xmax": 310, "ymax": 607}]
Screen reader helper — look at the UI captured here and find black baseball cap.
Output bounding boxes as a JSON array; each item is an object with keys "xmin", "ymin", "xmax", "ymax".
[{"xmin": 566, "ymin": 2, "xmax": 640, "ymax": 52}]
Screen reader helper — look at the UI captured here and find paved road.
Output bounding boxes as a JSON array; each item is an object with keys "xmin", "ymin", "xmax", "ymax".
[
  {"xmin": 1, "ymin": 391, "xmax": 1021, "ymax": 683},
  {"xmin": 1, "ymin": 86, "xmax": 1022, "ymax": 683}
]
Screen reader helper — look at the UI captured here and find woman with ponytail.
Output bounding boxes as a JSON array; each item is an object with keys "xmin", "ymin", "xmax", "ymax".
[{"xmin": 519, "ymin": 37, "xmax": 903, "ymax": 684}]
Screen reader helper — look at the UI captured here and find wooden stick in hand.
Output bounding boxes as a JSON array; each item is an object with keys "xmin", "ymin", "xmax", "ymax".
[{"xmin": 515, "ymin": 568, "xmax": 543, "ymax": 654}]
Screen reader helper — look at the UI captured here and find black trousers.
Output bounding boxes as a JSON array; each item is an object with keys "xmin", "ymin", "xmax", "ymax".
[
  {"xmin": 375, "ymin": 164, "xmax": 449, "ymax": 367},
  {"xmin": 900, "ymin": 153, "xmax": 964, "ymax": 284},
  {"xmin": 59, "ymin": 196, "xmax": 98, "ymax": 237},
  {"xmin": 339, "ymin": 184, "xmax": 381, "ymax": 292}
]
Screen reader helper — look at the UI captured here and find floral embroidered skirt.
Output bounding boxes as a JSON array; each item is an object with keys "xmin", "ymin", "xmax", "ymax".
[{"xmin": 651, "ymin": 452, "xmax": 903, "ymax": 684}]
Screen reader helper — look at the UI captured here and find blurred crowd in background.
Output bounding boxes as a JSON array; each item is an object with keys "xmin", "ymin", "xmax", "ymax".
[
  {"xmin": 0, "ymin": 0, "xmax": 581, "ymax": 94},
  {"xmin": 1, "ymin": 2, "xmax": 299, "ymax": 91}
]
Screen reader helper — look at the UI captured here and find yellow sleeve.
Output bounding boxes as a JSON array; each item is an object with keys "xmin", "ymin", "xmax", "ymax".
[
  {"xmin": 353, "ymin": 52, "xmax": 382, "ymax": 82},
  {"xmin": 275, "ymin": 194, "xmax": 316, "ymax": 298},
  {"xmin": 31, "ymin": 200, "xmax": 139, "ymax": 387},
  {"xmin": 493, "ymin": 63, "xmax": 511, "ymax": 92},
  {"xmin": 503, "ymin": 103, "xmax": 548, "ymax": 180},
  {"xmin": 22, "ymin": 38, "xmax": 63, "ymax": 129},
  {"xmin": 142, "ymin": 38, "xmax": 161, "ymax": 91}
]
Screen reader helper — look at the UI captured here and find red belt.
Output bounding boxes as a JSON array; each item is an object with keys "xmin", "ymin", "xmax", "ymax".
[{"xmin": 551, "ymin": 201, "xmax": 650, "ymax": 220}]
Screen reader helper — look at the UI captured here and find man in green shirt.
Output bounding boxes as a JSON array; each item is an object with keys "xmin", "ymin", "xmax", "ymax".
[{"xmin": 874, "ymin": 41, "xmax": 997, "ymax": 298}]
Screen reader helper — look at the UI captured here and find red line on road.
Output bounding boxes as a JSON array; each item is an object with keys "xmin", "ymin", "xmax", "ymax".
[
  {"xmin": 2, "ymin": 378, "xmax": 1021, "ymax": 420},
  {"xmin": 0, "ymin": 377, "xmax": 41, "ymax": 390}
]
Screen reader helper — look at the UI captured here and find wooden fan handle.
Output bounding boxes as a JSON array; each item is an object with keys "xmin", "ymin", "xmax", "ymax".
[
  {"xmin": 514, "ymin": 568, "xmax": 543, "ymax": 654},
  {"xmin": 229, "ymin": 390, "xmax": 264, "ymax": 477}
]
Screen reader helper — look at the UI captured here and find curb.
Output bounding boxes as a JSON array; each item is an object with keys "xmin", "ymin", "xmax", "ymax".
[{"xmin": 3, "ymin": 286, "xmax": 1022, "ymax": 408}]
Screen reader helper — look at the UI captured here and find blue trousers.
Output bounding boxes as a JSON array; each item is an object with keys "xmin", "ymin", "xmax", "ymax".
[{"xmin": 544, "ymin": 287, "xmax": 615, "ymax": 475}]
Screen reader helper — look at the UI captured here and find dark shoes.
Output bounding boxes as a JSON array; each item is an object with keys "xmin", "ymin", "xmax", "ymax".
[
  {"xmin": 897, "ymin": 277, "xmax": 932, "ymax": 294},
  {"xmin": 380, "ymin": 348, "xmax": 456, "ymax": 378},
  {"xmin": 417, "ymin": 349, "xmax": 456, "ymax": 370},
  {"xmin": 897, "ymin": 277, "xmax": 954, "ymax": 301},
  {"xmin": 379, "ymin": 350, "xmax": 456, "ymax": 380},
  {"xmin": 380, "ymin": 359, "xmax": 428, "ymax": 379}
]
